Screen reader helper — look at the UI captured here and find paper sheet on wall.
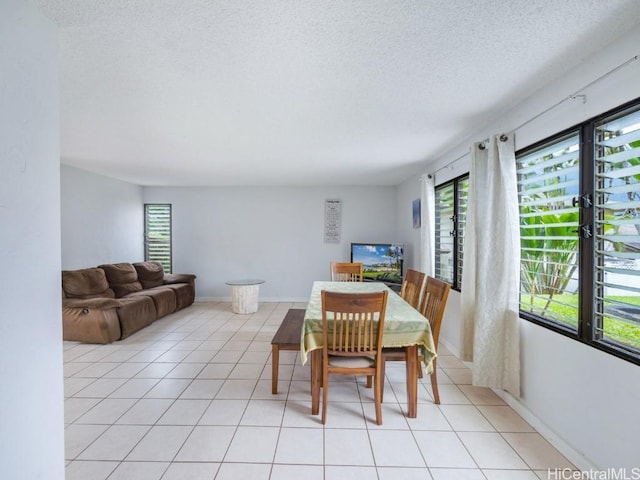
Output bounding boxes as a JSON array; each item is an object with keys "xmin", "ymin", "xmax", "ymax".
[{"xmin": 324, "ymin": 199, "xmax": 341, "ymax": 243}]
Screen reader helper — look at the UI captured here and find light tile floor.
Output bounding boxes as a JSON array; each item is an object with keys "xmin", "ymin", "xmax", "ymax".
[{"xmin": 63, "ymin": 302, "xmax": 575, "ymax": 480}]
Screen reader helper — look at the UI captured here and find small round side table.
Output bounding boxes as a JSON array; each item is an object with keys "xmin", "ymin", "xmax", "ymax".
[{"xmin": 225, "ymin": 279, "xmax": 265, "ymax": 314}]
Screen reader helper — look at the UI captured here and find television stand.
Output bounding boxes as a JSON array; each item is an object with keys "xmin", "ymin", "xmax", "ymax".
[
  {"xmin": 384, "ymin": 281, "xmax": 402, "ymax": 293},
  {"xmin": 363, "ymin": 278, "xmax": 402, "ymax": 293}
]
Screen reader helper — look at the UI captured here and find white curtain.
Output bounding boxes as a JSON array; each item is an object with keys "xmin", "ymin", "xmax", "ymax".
[
  {"xmin": 460, "ymin": 133, "xmax": 521, "ymax": 398},
  {"xmin": 420, "ymin": 173, "xmax": 435, "ymax": 277}
]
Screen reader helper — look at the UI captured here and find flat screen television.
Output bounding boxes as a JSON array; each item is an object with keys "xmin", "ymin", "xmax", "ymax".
[{"xmin": 350, "ymin": 243, "xmax": 404, "ymax": 285}]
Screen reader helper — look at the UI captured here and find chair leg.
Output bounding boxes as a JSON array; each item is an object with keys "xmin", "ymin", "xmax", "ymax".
[
  {"xmin": 321, "ymin": 365, "xmax": 329, "ymax": 424},
  {"xmin": 310, "ymin": 350, "xmax": 321, "ymax": 415},
  {"xmin": 366, "ymin": 375, "xmax": 373, "ymax": 388},
  {"xmin": 430, "ymin": 358, "xmax": 440, "ymax": 404},
  {"xmin": 374, "ymin": 373, "xmax": 383, "ymax": 425},
  {"xmin": 380, "ymin": 358, "xmax": 386, "ymax": 403},
  {"xmin": 271, "ymin": 345, "xmax": 279, "ymax": 394}
]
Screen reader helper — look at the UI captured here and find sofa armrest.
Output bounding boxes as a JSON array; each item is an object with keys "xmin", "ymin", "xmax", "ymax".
[
  {"xmin": 63, "ymin": 298, "xmax": 121, "ymax": 310},
  {"xmin": 163, "ymin": 273, "xmax": 196, "ymax": 285},
  {"xmin": 62, "ymin": 301, "xmax": 122, "ymax": 344}
]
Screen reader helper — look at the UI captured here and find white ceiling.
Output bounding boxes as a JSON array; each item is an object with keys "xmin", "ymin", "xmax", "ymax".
[{"xmin": 37, "ymin": 0, "xmax": 640, "ymax": 186}]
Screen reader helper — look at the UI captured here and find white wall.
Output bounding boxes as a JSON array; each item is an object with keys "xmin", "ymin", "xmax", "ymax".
[
  {"xmin": 397, "ymin": 25, "xmax": 640, "ymax": 468},
  {"xmin": 519, "ymin": 321, "xmax": 640, "ymax": 469},
  {"xmin": 61, "ymin": 165, "xmax": 143, "ymax": 269},
  {"xmin": 395, "ymin": 176, "xmax": 422, "ymax": 270},
  {"xmin": 0, "ymin": 2, "xmax": 64, "ymax": 478},
  {"xmin": 143, "ymin": 186, "xmax": 399, "ymax": 301}
]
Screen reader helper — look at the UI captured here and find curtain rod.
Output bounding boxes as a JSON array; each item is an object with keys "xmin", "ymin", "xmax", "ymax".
[
  {"xmin": 431, "ymin": 53, "xmax": 639, "ymax": 176},
  {"xmin": 477, "ymin": 134, "xmax": 509, "ymax": 150}
]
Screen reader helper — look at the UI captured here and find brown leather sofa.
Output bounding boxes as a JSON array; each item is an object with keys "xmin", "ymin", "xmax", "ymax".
[{"xmin": 62, "ymin": 262, "xmax": 196, "ymax": 344}]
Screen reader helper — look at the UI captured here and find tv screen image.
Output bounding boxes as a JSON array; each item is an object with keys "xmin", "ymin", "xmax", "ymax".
[{"xmin": 350, "ymin": 243, "xmax": 404, "ymax": 285}]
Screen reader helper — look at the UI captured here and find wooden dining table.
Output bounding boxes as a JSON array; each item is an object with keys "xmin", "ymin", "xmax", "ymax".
[{"xmin": 300, "ymin": 281, "xmax": 437, "ymax": 418}]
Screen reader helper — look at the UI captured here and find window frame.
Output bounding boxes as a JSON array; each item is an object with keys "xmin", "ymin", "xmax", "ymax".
[
  {"xmin": 516, "ymin": 97, "xmax": 640, "ymax": 366},
  {"xmin": 516, "ymin": 126, "xmax": 581, "ymax": 336},
  {"xmin": 434, "ymin": 173, "xmax": 469, "ymax": 291},
  {"xmin": 144, "ymin": 203, "xmax": 172, "ymax": 274}
]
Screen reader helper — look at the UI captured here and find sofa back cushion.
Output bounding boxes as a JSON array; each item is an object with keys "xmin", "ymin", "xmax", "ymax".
[
  {"xmin": 99, "ymin": 263, "xmax": 143, "ymax": 298},
  {"xmin": 133, "ymin": 261, "xmax": 165, "ymax": 289},
  {"xmin": 62, "ymin": 268, "xmax": 115, "ymax": 299}
]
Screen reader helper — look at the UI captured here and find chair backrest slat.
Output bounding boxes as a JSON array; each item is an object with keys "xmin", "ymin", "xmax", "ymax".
[
  {"xmin": 400, "ymin": 268, "xmax": 425, "ymax": 309},
  {"xmin": 418, "ymin": 276, "xmax": 451, "ymax": 346},
  {"xmin": 330, "ymin": 262, "xmax": 364, "ymax": 282},
  {"xmin": 321, "ymin": 290, "xmax": 388, "ymax": 356}
]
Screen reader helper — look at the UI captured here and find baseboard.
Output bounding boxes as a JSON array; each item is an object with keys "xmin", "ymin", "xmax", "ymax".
[
  {"xmin": 490, "ymin": 388, "xmax": 597, "ymax": 471},
  {"xmin": 194, "ymin": 297, "xmax": 227, "ymax": 302},
  {"xmin": 194, "ymin": 297, "xmax": 309, "ymax": 303},
  {"xmin": 438, "ymin": 336, "xmax": 461, "ymax": 358}
]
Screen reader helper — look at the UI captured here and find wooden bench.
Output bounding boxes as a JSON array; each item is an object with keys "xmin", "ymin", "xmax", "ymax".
[{"xmin": 271, "ymin": 308, "xmax": 305, "ymax": 394}]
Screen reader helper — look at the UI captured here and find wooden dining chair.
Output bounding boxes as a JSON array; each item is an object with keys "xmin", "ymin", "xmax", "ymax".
[
  {"xmin": 400, "ymin": 268, "xmax": 426, "ymax": 309},
  {"xmin": 330, "ymin": 262, "xmax": 363, "ymax": 282},
  {"xmin": 364, "ymin": 268, "xmax": 424, "ymax": 390},
  {"xmin": 320, "ymin": 289, "xmax": 388, "ymax": 425},
  {"xmin": 382, "ymin": 276, "xmax": 450, "ymax": 404}
]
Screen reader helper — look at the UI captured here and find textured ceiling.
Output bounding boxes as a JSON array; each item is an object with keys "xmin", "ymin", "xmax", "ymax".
[{"xmin": 37, "ymin": 0, "xmax": 640, "ymax": 186}]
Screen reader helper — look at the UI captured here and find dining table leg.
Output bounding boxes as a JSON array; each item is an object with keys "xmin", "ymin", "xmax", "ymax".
[
  {"xmin": 405, "ymin": 345, "xmax": 418, "ymax": 418},
  {"xmin": 310, "ymin": 349, "xmax": 321, "ymax": 415}
]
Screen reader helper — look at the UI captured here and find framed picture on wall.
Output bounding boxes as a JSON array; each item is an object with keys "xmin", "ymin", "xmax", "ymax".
[{"xmin": 412, "ymin": 198, "xmax": 421, "ymax": 229}]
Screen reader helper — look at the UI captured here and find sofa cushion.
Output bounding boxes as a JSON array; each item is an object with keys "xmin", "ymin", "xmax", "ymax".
[
  {"xmin": 116, "ymin": 296, "xmax": 156, "ymax": 339},
  {"xmin": 133, "ymin": 261, "xmax": 165, "ymax": 289},
  {"xmin": 62, "ymin": 268, "xmax": 115, "ymax": 299},
  {"xmin": 126, "ymin": 288, "xmax": 177, "ymax": 319},
  {"xmin": 164, "ymin": 283, "xmax": 195, "ymax": 310},
  {"xmin": 99, "ymin": 263, "xmax": 143, "ymax": 298}
]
